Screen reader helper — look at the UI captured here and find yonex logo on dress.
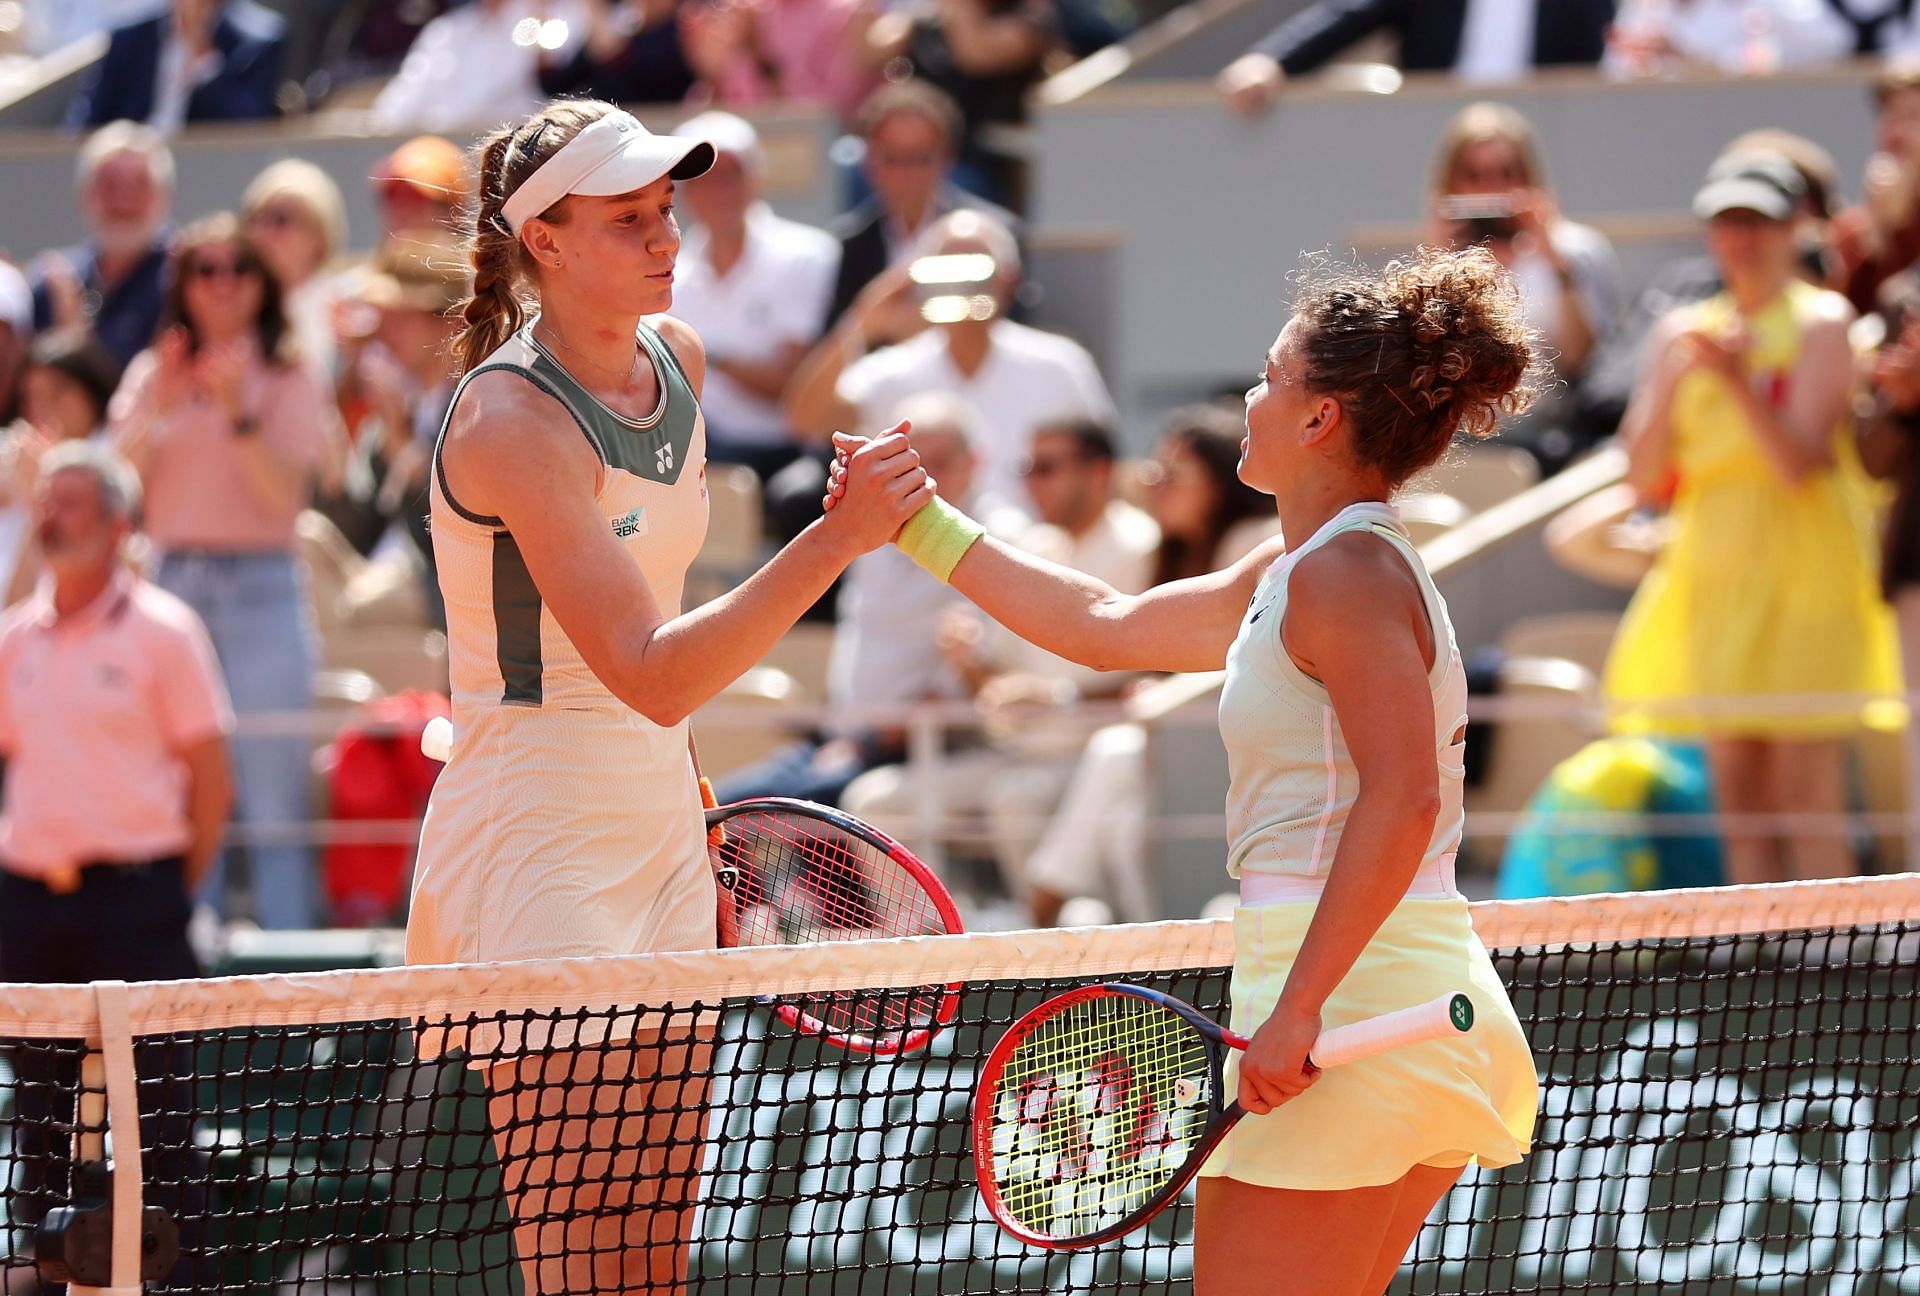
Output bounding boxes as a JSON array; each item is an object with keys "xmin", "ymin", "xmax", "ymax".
[
  {"xmin": 611, "ymin": 508, "xmax": 647, "ymax": 538},
  {"xmin": 657, "ymin": 444, "xmax": 674, "ymax": 474}
]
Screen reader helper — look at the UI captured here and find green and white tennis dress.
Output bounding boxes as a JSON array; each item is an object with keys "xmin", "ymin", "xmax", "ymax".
[
  {"xmin": 406, "ymin": 320, "xmax": 715, "ymax": 975},
  {"xmin": 1197, "ymin": 501, "xmax": 1537, "ymax": 1190}
]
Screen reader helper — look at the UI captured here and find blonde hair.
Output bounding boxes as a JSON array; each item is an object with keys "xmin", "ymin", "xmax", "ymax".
[
  {"xmin": 453, "ymin": 99, "xmax": 620, "ymax": 374},
  {"xmin": 242, "ymin": 159, "xmax": 349, "ymax": 263},
  {"xmin": 1429, "ymin": 102, "xmax": 1547, "ymax": 198}
]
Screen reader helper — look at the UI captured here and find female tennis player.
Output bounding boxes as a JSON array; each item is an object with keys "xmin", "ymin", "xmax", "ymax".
[
  {"xmin": 407, "ymin": 98, "xmax": 932, "ymax": 1294},
  {"xmin": 841, "ymin": 245, "xmax": 1541, "ymax": 1293}
]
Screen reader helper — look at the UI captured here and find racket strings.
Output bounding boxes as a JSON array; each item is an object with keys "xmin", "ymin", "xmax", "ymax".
[
  {"xmin": 985, "ymin": 995, "xmax": 1211, "ymax": 1238},
  {"xmin": 717, "ymin": 809, "xmax": 956, "ymax": 1043}
]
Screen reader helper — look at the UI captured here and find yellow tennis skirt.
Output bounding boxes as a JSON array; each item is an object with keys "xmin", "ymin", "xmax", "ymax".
[{"xmin": 1197, "ymin": 896, "xmax": 1537, "ymax": 1191}]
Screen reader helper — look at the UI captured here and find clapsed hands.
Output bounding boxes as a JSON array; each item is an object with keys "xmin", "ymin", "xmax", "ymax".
[
  {"xmin": 1236, "ymin": 1000, "xmax": 1321, "ymax": 1116},
  {"xmin": 817, "ymin": 422, "xmax": 936, "ymax": 554}
]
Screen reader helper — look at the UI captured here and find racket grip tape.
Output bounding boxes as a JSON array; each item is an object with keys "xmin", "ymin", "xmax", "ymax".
[{"xmin": 1308, "ymin": 993, "xmax": 1474, "ymax": 1071}]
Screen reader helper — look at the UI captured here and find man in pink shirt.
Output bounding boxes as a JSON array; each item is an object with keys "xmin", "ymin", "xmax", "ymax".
[{"xmin": 0, "ymin": 442, "xmax": 231, "ymax": 1290}]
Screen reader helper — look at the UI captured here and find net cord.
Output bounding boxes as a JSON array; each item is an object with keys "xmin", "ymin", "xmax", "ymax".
[{"xmin": 1, "ymin": 873, "xmax": 1917, "ymax": 1040}]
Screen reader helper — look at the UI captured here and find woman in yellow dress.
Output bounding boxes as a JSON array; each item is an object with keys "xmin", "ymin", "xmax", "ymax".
[{"xmin": 1606, "ymin": 150, "xmax": 1901, "ymax": 884}]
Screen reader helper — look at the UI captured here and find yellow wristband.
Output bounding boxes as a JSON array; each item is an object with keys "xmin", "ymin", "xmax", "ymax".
[{"xmin": 896, "ymin": 496, "xmax": 985, "ymax": 582}]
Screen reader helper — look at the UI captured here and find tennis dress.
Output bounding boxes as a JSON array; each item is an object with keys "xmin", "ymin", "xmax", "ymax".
[
  {"xmin": 1604, "ymin": 280, "xmax": 1901, "ymax": 739},
  {"xmin": 406, "ymin": 321, "xmax": 717, "ymax": 982},
  {"xmin": 1196, "ymin": 502, "xmax": 1537, "ymax": 1191}
]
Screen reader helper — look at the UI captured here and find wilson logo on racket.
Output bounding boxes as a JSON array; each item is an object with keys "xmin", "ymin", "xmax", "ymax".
[{"xmin": 973, "ymin": 984, "xmax": 1474, "ymax": 1249}]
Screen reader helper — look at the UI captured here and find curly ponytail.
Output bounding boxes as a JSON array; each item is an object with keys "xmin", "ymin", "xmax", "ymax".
[
  {"xmin": 1290, "ymin": 246, "xmax": 1543, "ymax": 488},
  {"xmin": 452, "ymin": 99, "xmax": 619, "ymax": 375}
]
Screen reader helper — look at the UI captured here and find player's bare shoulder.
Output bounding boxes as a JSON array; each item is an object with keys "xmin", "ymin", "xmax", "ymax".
[
  {"xmin": 647, "ymin": 313, "xmax": 707, "ymax": 394},
  {"xmin": 441, "ymin": 368, "xmax": 600, "ymax": 516}
]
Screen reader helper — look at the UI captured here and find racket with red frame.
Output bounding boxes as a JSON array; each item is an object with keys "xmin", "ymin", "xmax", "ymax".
[
  {"xmin": 705, "ymin": 797, "xmax": 965, "ymax": 1056},
  {"xmin": 973, "ymin": 983, "xmax": 1475, "ymax": 1249}
]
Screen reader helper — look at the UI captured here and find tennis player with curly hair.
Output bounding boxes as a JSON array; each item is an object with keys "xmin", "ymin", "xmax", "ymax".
[
  {"xmin": 843, "ymin": 245, "xmax": 1542, "ymax": 1293},
  {"xmin": 408, "ymin": 98, "xmax": 932, "ymax": 1294}
]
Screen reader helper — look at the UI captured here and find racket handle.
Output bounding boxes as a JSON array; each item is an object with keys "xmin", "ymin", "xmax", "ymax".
[
  {"xmin": 1308, "ymin": 993, "xmax": 1475, "ymax": 1070},
  {"xmin": 421, "ymin": 716, "xmax": 454, "ymax": 763}
]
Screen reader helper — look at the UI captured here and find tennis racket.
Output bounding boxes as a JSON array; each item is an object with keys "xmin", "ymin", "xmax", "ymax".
[
  {"xmin": 423, "ymin": 719, "xmax": 964, "ymax": 1055},
  {"xmin": 706, "ymin": 796, "xmax": 965, "ymax": 1056},
  {"xmin": 973, "ymin": 984, "xmax": 1475, "ymax": 1249}
]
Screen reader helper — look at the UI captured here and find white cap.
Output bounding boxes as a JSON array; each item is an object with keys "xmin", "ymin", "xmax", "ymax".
[
  {"xmin": 677, "ymin": 110, "xmax": 765, "ymax": 174},
  {"xmin": 502, "ymin": 111, "xmax": 715, "ymax": 234},
  {"xmin": 0, "ymin": 261, "xmax": 31, "ymax": 337}
]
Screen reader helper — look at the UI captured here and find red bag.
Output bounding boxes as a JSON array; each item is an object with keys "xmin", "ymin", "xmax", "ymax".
[{"xmin": 320, "ymin": 691, "xmax": 450, "ymax": 927}]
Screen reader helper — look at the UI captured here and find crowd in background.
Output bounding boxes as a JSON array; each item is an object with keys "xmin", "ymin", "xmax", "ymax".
[{"xmin": 3, "ymin": 1, "xmax": 1920, "ymax": 945}]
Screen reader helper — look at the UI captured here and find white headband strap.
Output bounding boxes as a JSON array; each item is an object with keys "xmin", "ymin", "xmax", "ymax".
[{"xmin": 501, "ymin": 113, "xmax": 640, "ymax": 235}]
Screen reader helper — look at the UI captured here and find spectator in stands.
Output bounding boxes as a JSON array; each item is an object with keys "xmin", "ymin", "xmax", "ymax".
[
  {"xmin": 1581, "ymin": 130, "xmax": 1838, "ymax": 442},
  {"xmin": 109, "ymin": 213, "xmax": 334, "ymax": 928},
  {"xmin": 680, "ymin": 0, "xmax": 877, "ymax": 119},
  {"xmin": 1022, "ymin": 405, "xmax": 1281, "ymax": 926},
  {"xmin": 822, "ymin": 81, "xmax": 1020, "ymax": 333},
  {"xmin": 854, "ymin": 0, "xmax": 1059, "ymax": 205},
  {"xmin": 537, "ymin": 0, "xmax": 698, "ymax": 104},
  {"xmin": 67, "ymin": 0, "xmax": 286, "ymax": 130},
  {"xmin": 372, "ymin": 135, "xmax": 476, "ymax": 239},
  {"xmin": 1605, "ymin": 151, "xmax": 1899, "ymax": 886},
  {"xmin": 242, "ymin": 159, "xmax": 349, "ymax": 378},
  {"xmin": 788, "ymin": 207, "xmax": 1111, "ymax": 513},
  {"xmin": 840, "ymin": 416, "xmax": 1157, "ymax": 902},
  {"xmin": 0, "ymin": 443, "xmax": 229, "ymax": 1291},
  {"xmin": 1856, "ymin": 272, "xmax": 1920, "ymax": 863},
  {"xmin": 1425, "ymin": 101, "xmax": 1620, "ymax": 473},
  {"xmin": 20, "ymin": 332, "xmax": 120, "ymax": 445},
  {"xmin": 0, "ymin": 262, "xmax": 28, "ymax": 426},
  {"xmin": 30, "ymin": 122, "xmax": 174, "ymax": 371},
  {"xmin": 0, "ymin": 333, "xmax": 124, "ymax": 607},
  {"xmin": 1831, "ymin": 61, "xmax": 1920, "ymax": 316},
  {"xmin": 1216, "ymin": 0, "xmax": 1613, "ymax": 116},
  {"xmin": 370, "ymin": 0, "xmax": 586, "ymax": 134},
  {"xmin": 1604, "ymin": 0, "xmax": 1855, "ymax": 76},
  {"xmin": 318, "ymin": 233, "xmax": 467, "ymax": 622},
  {"xmin": 717, "ymin": 392, "xmax": 1026, "ymax": 805},
  {"xmin": 671, "ymin": 112, "xmax": 839, "ymax": 484}
]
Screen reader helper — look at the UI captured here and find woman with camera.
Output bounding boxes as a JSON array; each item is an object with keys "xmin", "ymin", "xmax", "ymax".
[{"xmin": 1425, "ymin": 102, "xmax": 1620, "ymax": 471}]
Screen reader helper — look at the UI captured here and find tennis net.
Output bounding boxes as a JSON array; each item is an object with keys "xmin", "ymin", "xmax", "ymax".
[{"xmin": 2, "ymin": 874, "xmax": 1917, "ymax": 1294}]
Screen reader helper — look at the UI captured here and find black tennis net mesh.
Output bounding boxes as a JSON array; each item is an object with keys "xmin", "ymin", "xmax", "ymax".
[{"xmin": 1, "ymin": 875, "xmax": 1917, "ymax": 1294}]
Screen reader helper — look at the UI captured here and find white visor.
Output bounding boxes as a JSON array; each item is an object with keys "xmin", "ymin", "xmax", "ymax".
[{"xmin": 501, "ymin": 111, "xmax": 715, "ymax": 234}]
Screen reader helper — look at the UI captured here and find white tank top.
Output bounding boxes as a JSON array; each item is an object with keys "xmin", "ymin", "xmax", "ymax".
[
  {"xmin": 1218, "ymin": 502, "xmax": 1467, "ymax": 903},
  {"xmin": 429, "ymin": 320, "xmax": 709, "ymax": 713}
]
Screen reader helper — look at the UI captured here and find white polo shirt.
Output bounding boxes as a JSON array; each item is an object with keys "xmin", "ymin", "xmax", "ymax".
[
  {"xmin": 838, "ymin": 320, "xmax": 1118, "ymax": 511},
  {"xmin": 674, "ymin": 204, "xmax": 839, "ymax": 448}
]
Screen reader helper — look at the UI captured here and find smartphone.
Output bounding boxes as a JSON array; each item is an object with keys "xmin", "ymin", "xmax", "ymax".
[
  {"xmin": 1438, "ymin": 192, "xmax": 1522, "ymax": 244},
  {"xmin": 908, "ymin": 252, "xmax": 999, "ymax": 324}
]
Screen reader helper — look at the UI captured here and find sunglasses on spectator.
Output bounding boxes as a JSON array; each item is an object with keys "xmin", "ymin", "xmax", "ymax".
[{"xmin": 188, "ymin": 257, "xmax": 259, "ymax": 282}]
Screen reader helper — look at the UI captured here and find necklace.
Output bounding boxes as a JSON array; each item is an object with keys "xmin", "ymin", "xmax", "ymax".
[{"xmin": 534, "ymin": 320, "xmax": 641, "ymax": 382}]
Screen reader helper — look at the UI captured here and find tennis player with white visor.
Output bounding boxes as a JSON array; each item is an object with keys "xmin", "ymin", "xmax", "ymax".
[
  {"xmin": 406, "ymin": 100, "xmax": 933, "ymax": 1296},
  {"xmin": 837, "ymin": 245, "xmax": 1543, "ymax": 1293}
]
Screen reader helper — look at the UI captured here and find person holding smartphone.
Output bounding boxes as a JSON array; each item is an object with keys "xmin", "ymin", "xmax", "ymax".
[
  {"xmin": 785, "ymin": 207, "xmax": 1113, "ymax": 517},
  {"xmin": 1425, "ymin": 102, "xmax": 1619, "ymax": 471}
]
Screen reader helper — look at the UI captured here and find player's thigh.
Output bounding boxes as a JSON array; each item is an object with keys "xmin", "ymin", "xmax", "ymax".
[
  {"xmin": 1358, "ymin": 1162, "xmax": 1464, "ymax": 1295},
  {"xmin": 1193, "ymin": 1174, "xmax": 1404, "ymax": 1296}
]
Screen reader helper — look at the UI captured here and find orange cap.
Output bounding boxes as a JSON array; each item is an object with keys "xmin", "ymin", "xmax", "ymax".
[{"xmin": 375, "ymin": 135, "xmax": 474, "ymax": 205}]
